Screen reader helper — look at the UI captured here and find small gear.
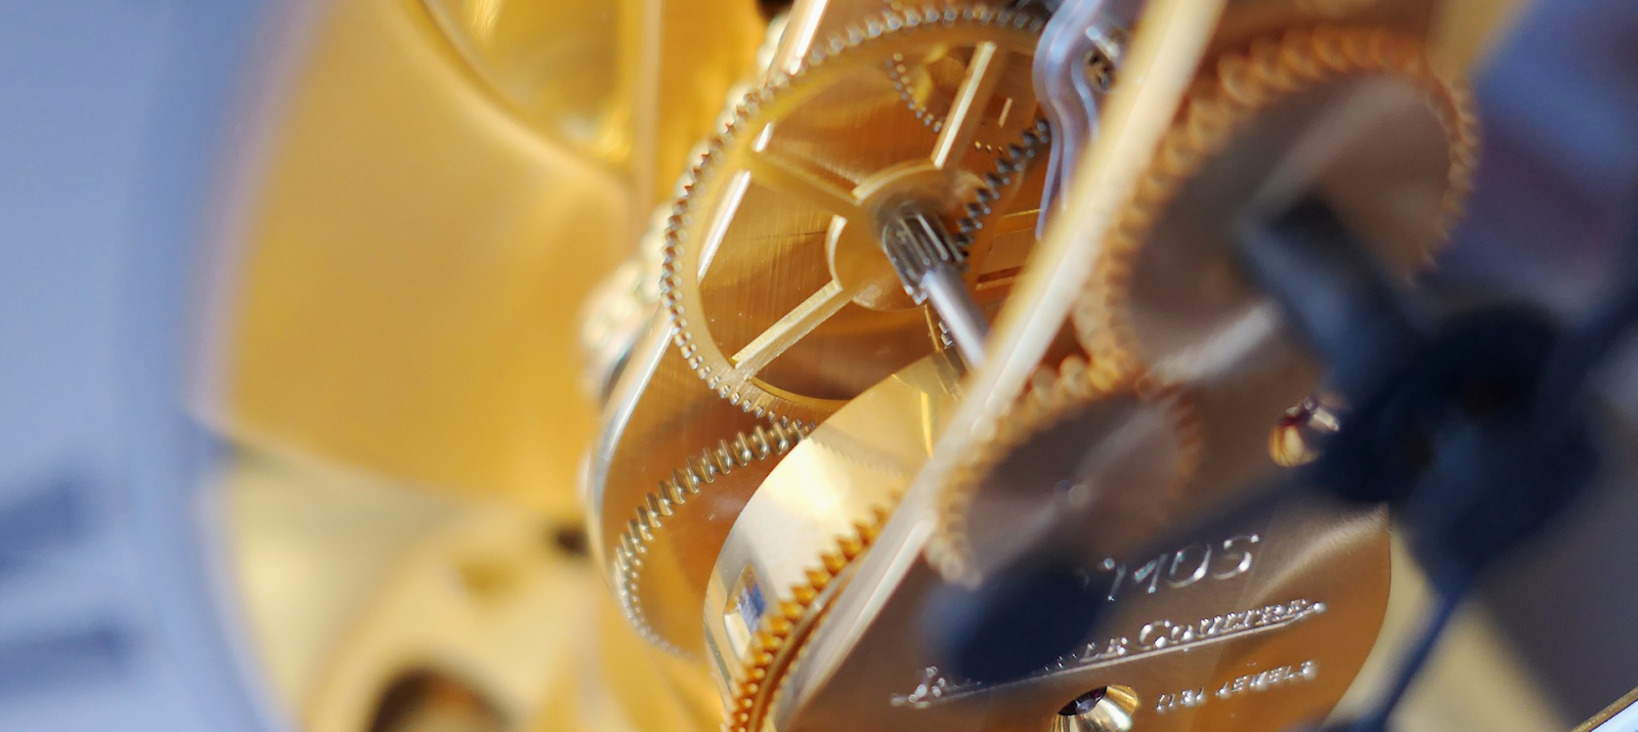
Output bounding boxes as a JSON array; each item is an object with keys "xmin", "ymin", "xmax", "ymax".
[
  {"xmin": 1074, "ymin": 26, "xmax": 1480, "ymax": 382},
  {"xmin": 612, "ymin": 421, "xmax": 808, "ymax": 656},
  {"xmin": 952, "ymin": 117, "xmax": 1050, "ymax": 296},
  {"xmin": 661, "ymin": 5, "xmax": 1047, "ymax": 424},
  {"xmin": 926, "ymin": 356, "xmax": 1203, "ymax": 582}
]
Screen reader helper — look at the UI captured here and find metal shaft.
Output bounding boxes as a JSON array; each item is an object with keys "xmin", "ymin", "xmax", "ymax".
[{"xmin": 881, "ymin": 211, "xmax": 990, "ymax": 367}]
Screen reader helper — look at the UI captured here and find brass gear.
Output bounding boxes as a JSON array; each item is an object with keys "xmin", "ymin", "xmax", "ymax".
[
  {"xmin": 1073, "ymin": 25, "xmax": 1480, "ymax": 382},
  {"xmin": 926, "ymin": 356, "xmax": 1204, "ymax": 583},
  {"xmin": 661, "ymin": 5, "xmax": 1046, "ymax": 424},
  {"xmin": 721, "ymin": 510, "xmax": 886, "ymax": 732},
  {"xmin": 702, "ymin": 355, "xmax": 963, "ymax": 732},
  {"xmin": 611, "ymin": 421, "xmax": 809, "ymax": 656},
  {"xmin": 880, "ymin": 0, "xmax": 1038, "ymax": 151},
  {"xmin": 953, "ymin": 117, "xmax": 1050, "ymax": 285}
]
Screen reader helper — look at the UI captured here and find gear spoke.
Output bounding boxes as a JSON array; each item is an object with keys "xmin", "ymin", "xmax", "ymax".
[
  {"xmin": 931, "ymin": 42, "xmax": 1008, "ymax": 169},
  {"xmin": 660, "ymin": 6, "xmax": 1047, "ymax": 422},
  {"xmin": 746, "ymin": 153, "xmax": 868, "ymax": 221},
  {"xmin": 728, "ymin": 279, "xmax": 855, "ymax": 382}
]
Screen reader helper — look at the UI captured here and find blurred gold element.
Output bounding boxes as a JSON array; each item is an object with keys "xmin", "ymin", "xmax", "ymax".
[
  {"xmin": 224, "ymin": 446, "xmax": 716, "ymax": 732},
  {"xmin": 928, "ymin": 357, "xmax": 1203, "ymax": 583},
  {"xmin": 1073, "ymin": 24, "xmax": 1478, "ymax": 384},
  {"xmin": 703, "ymin": 354, "xmax": 965, "ymax": 732},
  {"xmin": 203, "ymin": 0, "xmax": 766, "ymax": 522},
  {"xmin": 204, "ymin": 0, "xmax": 1557, "ymax": 731}
]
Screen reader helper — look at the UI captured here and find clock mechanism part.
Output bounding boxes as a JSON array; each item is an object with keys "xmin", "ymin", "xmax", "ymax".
[
  {"xmin": 32, "ymin": 1, "xmax": 1638, "ymax": 732},
  {"xmin": 594, "ymin": 4, "xmax": 1480, "ymax": 732},
  {"xmin": 595, "ymin": 4, "xmax": 1057, "ymax": 660},
  {"xmin": 660, "ymin": 4, "xmax": 1048, "ymax": 424},
  {"xmin": 612, "ymin": 422, "xmax": 810, "ymax": 655},
  {"xmin": 697, "ymin": 354, "xmax": 1390, "ymax": 732},
  {"xmin": 1072, "ymin": 24, "xmax": 1480, "ymax": 386},
  {"xmin": 925, "ymin": 357, "xmax": 1203, "ymax": 584}
]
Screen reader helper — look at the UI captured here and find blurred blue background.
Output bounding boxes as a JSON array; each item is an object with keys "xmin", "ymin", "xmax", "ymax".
[{"xmin": 0, "ymin": 3, "xmax": 275, "ymax": 730}]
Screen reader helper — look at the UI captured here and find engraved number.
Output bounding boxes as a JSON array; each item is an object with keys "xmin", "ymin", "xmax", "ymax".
[{"xmin": 1101, "ymin": 533, "xmax": 1260, "ymax": 602}]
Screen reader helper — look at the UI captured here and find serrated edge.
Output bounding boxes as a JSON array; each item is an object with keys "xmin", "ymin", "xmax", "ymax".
[
  {"xmin": 722, "ymin": 505, "xmax": 892, "ymax": 732},
  {"xmin": 951, "ymin": 117, "xmax": 1052, "ymax": 252},
  {"xmin": 659, "ymin": 3, "xmax": 1048, "ymax": 424},
  {"xmin": 1077, "ymin": 25, "xmax": 1482, "ymax": 376},
  {"xmin": 612, "ymin": 421, "xmax": 811, "ymax": 656}
]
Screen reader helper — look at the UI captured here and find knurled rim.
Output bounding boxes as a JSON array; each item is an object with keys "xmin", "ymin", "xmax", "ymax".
[
  {"xmin": 611, "ymin": 422, "xmax": 809, "ymax": 657},
  {"xmin": 1075, "ymin": 25, "xmax": 1481, "ymax": 377}
]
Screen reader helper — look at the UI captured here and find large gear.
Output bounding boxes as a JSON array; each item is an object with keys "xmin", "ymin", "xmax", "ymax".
[
  {"xmin": 661, "ymin": 5, "xmax": 1048, "ymax": 424},
  {"xmin": 1073, "ymin": 25, "xmax": 1480, "ymax": 383},
  {"xmin": 611, "ymin": 421, "xmax": 809, "ymax": 656}
]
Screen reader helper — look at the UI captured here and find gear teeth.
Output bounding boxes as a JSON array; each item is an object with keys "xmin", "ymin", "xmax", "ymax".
[
  {"xmin": 883, "ymin": 4, "xmax": 1048, "ymax": 152},
  {"xmin": 952, "ymin": 117, "xmax": 1052, "ymax": 251},
  {"xmin": 612, "ymin": 421, "xmax": 811, "ymax": 656},
  {"xmin": 926, "ymin": 357, "xmax": 1203, "ymax": 583},
  {"xmin": 723, "ymin": 504, "xmax": 892, "ymax": 732},
  {"xmin": 658, "ymin": 4, "xmax": 1046, "ymax": 425},
  {"xmin": 1079, "ymin": 26, "xmax": 1480, "ymax": 372}
]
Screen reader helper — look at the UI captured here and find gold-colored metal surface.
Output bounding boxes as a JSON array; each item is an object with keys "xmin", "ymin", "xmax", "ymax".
[
  {"xmin": 661, "ymin": 4, "xmax": 1046, "ymax": 423},
  {"xmin": 592, "ymin": 4, "xmax": 1054, "ymax": 652},
  {"xmin": 613, "ymin": 422, "xmax": 810, "ymax": 655},
  {"xmin": 778, "ymin": 497, "xmax": 1388, "ymax": 732},
  {"xmin": 201, "ymin": 1, "xmax": 1568, "ymax": 731},
  {"xmin": 698, "ymin": 351, "xmax": 1389, "ymax": 732},
  {"xmin": 702, "ymin": 354, "xmax": 966, "ymax": 732},
  {"xmin": 769, "ymin": 3, "xmax": 1465, "ymax": 731},
  {"xmin": 201, "ymin": 0, "xmax": 766, "ymax": 521}
]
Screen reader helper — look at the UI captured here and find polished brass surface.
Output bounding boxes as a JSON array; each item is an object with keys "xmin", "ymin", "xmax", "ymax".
[
  {"xmin": 613, "ymin": 422, "xmax": 810, "ymax": 655},
  {"xmin": 202, "ymin": 0, "xmax": 766, "ymax": 521},
  {"xmin": 776, "ymin": 498, "xmax": 1388, "ymax": 732},
  {"xmin": 702, "ymin": 355, "xmax": 966, "ymax": 732},
  {"xmin": 660, "ymin": 4, "xmax": 1046, "ymax": 423},
  {"xmin": 203, "ymin": 1, "xmax": 1575, "ymax": 731},
  {"xmin": 932, "ymin": 345, "xmax": 1325, "ymax": 583},
  {"xmin": 696, "ymin": 352, "xmax": 1388, "ymax": 732},
  {"xmin": 770, "ymin": 4, "xmax": 1456, "ymax": 732}
]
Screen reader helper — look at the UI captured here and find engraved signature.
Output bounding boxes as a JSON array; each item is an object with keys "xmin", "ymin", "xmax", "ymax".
[
  {"xmin": 1156, "ymin": 659, "xmax": 1320, "ymax": 714},
  {"xmin": 890, "ymin": 598, "xmax": 1327, "ymax": 708}
]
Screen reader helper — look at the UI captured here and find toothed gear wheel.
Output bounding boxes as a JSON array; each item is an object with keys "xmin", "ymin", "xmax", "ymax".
[
  {"xmin": 611, "ymin": 422, "xmax": 808, "ymax": 656},
  {"xmin": 703, "ymin": 355, "xmax": 963, "ymax": 732},
  {"xmin": 1073, "ymin": 25, "xmax": 1480, "ymax": 382},
  {"xmin": 926, "ymin": 357, "xmax": 1203, "ymax": 582},
  {"xmin": 951, "ymin": 117, "xmax": 1050, "ymax": 276},
  {"xmin": 661, "ymin": 5, "xmax": 1046, "ymax": 424},
  {"xmin": 885, "ymin": 3, "xmax": 1046, "ymax": 154}
]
